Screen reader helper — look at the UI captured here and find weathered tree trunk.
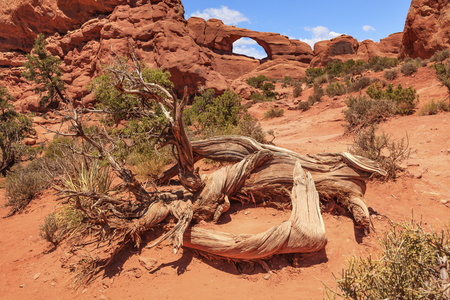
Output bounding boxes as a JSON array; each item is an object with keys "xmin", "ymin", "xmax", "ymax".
[
  {"xmin": 183, "ymin": 161, "xmax": 327, "ymax": 259},
  {"xmin": 158, "ymin": 135, "xmax": 386, "ymax": 227}
]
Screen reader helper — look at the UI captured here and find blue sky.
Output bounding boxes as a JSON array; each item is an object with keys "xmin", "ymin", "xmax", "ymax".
[{"xmin": 183, "ymin": 0, "xmax": 411, "ymax": 59}]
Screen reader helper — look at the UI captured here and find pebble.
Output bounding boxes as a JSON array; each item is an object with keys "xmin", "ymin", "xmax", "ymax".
[
  {"xmin": 33, "ymin": 273, "xmax": 41, "ymax": 280},
  {"xmin": 138, "ymin": 256, "xmax": 158, "ymax": 271}
]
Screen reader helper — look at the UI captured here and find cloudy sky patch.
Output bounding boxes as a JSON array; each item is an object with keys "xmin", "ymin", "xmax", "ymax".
[
  {"xmin": 190, "ymin": 6, "xmax": 250, "ymax": 25},
  {"xmin": 300, "ymin": 26, "xmax": 342, "ymax": 47},
  {"xmin": 362, "ymin": 25, "xmax": 376, "ymax": 32}
]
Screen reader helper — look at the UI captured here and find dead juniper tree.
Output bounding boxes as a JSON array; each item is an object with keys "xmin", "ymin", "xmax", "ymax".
[{"xmin": 45, "ymin": 47, "xmax": 386, "ymax": 283}]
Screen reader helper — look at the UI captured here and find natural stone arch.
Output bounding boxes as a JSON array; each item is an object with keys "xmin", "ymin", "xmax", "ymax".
[
  {"xmin": 231, "ymin": 36, "xmax": 270, "ymax": 60},
  {"xmin": 230, "ymin": 35, "xmax": 272, "ymax": 59},
  {"xmin": 187, "ymin": 17, "xmax": 313, "ymax": 63}
]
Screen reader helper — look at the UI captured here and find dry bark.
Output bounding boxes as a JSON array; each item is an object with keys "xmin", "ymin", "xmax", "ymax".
[
  {"xmin": 183, "ymin": 161, "xmax": 327, "ymax": 259},
  {"xmin": 158, "ymin": 135, "xmax": 386, "ymax": 227}
]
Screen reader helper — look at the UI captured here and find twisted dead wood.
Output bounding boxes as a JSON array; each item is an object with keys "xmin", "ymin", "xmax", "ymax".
[
  {"xmin": 183, "ymin": 161, "xmax": 327, "ymax": 259},
  {"xmin": 158, "ymin": 135, "xmax": 386, "ymax": 227}
]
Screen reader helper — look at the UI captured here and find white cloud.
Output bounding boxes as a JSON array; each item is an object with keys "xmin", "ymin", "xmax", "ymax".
[
  {"xmin": 233, "ymin": 38, "xmax": 267, "ymax": 59},
  {"xmin": 299, "ymin": 26, "xmax": 341, "ymax": 47},
  {"xmin": 362, "ymin": 25, "xmax": 376, "ymax": 32},
  {"xmin": 190, "ymin": 6, "xmax": 250, "ymax": 25}
]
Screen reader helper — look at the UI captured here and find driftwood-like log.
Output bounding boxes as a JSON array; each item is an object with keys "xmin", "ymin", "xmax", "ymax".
[
  {"xmin": 183, "ymin": 161, "xmax": 327, "ymax": 259},
  {"xmin": 158, "ymin": 135, "xmax": 386, "ymax": 227}
]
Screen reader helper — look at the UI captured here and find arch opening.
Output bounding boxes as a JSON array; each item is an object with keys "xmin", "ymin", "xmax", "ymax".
[{"xmin": 232, "ymin": 37, "xmax": 268, "ymax": 60}]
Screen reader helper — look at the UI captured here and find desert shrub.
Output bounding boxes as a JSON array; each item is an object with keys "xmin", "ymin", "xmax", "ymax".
[
  {"xmin": 297, "ymin": 100, "xmax": 312, "ymax": 111},
  {"xmin": 324, "ymin": 59, "xmax": 369, "ymax": 77},
  {"xmin": 185, "ymin": 89, "xmax": 266, "ymax": 143},
  {"xmin": 368, "ymin": 56, "xmax": 399, "ymax": 72},
  {"xmin": 431, "ymin": 62, "xmax": 450, "ymax": 94},
  {"xmin": 293, "ymin": 85, "xmax": 303, "ymax": 97},
  {"xmin": 328, "ymin": 220, "xmax": 449, "ymax": 299},
  {"xmin": 0, "ymin": 86, "xmax": 34, "ymax": 176},
  {"xmin": 349, "ymin": 126, "xmax": 410, "ymax": 178},
  {"xmin": 298, "ymin": 85, "xmax": 324, "ymax": 111},
  {"xmin": 249, "ymin": 92, "xmax": 266, "ymax": 103},
  {"xmin": 264, "ymin": 107, "xmax": 284, "ymax": 119},
  {"xmin": 400, "ymin": 60, "xmax": 419, "ymax": 76},
  {"xmin": 39, "ymin": 159, "xmax": 114, "ymax": 246},
  {"xmin": 4, "ymin": 160, "xmax": 53, "ymax": 214},
  {"xmin": 418, "ymin": 99, "xmax": 450, "ymax": 116},
  {"xmin": 384, "ymin": 68, "xmax": 398, "ymax": 80},
  {"xmin": 281, "ymin": 76, "xmax": 293, "ymax": 87},
  {"xmin": 308, "ymin": 85, "xmax": 324, "ymax": 103},
  {"xmin": 314, "ymin": 74, "xmax": 331, "ymax": 86},
  {"xmin": 128, "ymin": 148, "xmax": 173, "ymax": 179},
  {"xmin": 22, "ymin": 33, "xmax": 66, "ymax": 107},
  {"xmin": 366, "ymin": 83, "xmax": 418, "ymax": 115},
  {"xmin": 347, "ymin": 76, "xmax": 373, "ymax": 93},
  {"xmin": 305, "ymin": 67, "xmax": 325, "ymax": 84},
  {"xmin": 246, "ymin": 75, "xmax": 268, "ymax": 89},
  {"xmin": 39, "ymin": 213, "xmax": 60, "ymax": 245},
  {"xmin": 261, "ymin": 82, "xmax": 277, "ymax": 99},
  {"xmin": 430, "ymin": 49, "xmax": 450, "ymax": 63},
  {"xmin": 326, "ymin": 82, "xmax": 347, "ymax": 97},
  {"xmin": 344, "ymin": 96, "xmax": 396, "ymax": 129}
]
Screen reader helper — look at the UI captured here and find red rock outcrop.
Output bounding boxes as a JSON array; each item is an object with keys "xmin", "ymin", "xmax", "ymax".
[
  {"xmin": 187, "ymin": 17, "xmax": 313, "ymax": 64},
  {"xmin": 0, "ymin": 0, "xmax": 409, "ymax": 112},
  {"xmin": 0, "ymin": 0, "xmax": 127, "ymax": 53},
  {"xmin": 311, "ymin": 33, "xmax": 403, "ymax": 67},
  {"xmin": 399, "ymin": 0, "xmax": 450, "ymax": 59}
]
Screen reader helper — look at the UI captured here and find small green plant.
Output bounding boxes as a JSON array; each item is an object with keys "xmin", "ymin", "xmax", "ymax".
[
  {"xmin": 0, "ymin": 86, "xmax": 34, "ymax": 176},
  {"xmin": 249, "ymin": 92, "xmax": 266, "ymax": 103},
  {"xmin": 308, "ymin": 85, "xmax": 324, "ymax": 103},
  {"xmin": 326, "ymin": 82, "xmax": 347, "ymax": 97},
  {"xmin": 184, "ymin": 89, "xmax": 266, "ymax": 143},
  {"xmin": 128, "ymin": 148, "xmax": 173, "ymax": 179},
  {"xmin": 368, "ymin": 56, "xmax": 399, "ymax": 72},
  {"xmin": 349, "ymin": 125, "xmax": 410, "ymax": 179},
  {"xmin": 22, "ymin": 34, "xmax": 66, "ymax": 107},
  {"xmin": 297, "ymin": 100, "xmax": 312, "ymax": 111},
  {"xmin": 384, "ymin": 68, "xmax": 398, "ymax": 80},
  {"xmin": 293, "ymin": 85, "xmax": 303, "ymax": 97},
  {"xmin": 418, "ymin": 99, "xmax": 450, "ymax": 116},
  {"xmin": 431, "ymin": 62, "xmax": 450, "ymax": 95},
  {"xmin": 400, "ymin": 60, "xmax": 419, "ymax": 76},
  {"xmin": 343, "ymin": 96, "xmax": 396, "ymax": 130},
  {"xmin": 264, "ymin": 107, "xmax": 284, "ymax": 119},
  {"xmin": 430, "ymin": 49, "xmax": 450, "ymax": 63},
  {"xmin": 246, "ymin": 75, "xmax": 268, "ymax": 89},
  {"xmin": 5, "ymin": 160, "xmax": 52, "ymax": 214},
  {"xmin": 366, "ymin": 83, "xmax": 418, "ymax": 115},
  {"xmin": 327, "ymin": 220, "xmax": 449, "ymax": 299},
  {"xmin": 347, "ymin": 76, "xmax": 373, "ymax": 93},
  {"xmin": 261, "ymin": 82, "xmax": 277, "ymax": 99},
  {"xmin": 305, "ymin": 67, "xmax": 325, "ymax": 84}
]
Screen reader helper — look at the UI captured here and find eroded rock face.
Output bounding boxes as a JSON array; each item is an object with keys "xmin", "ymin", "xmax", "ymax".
[
  {"xmin": 311, "ymin": 33, "xmax": 403, "ymax": 67},
  {"xmin": 0, "ymin": 0, "xmax": 127, "ymax": 53},
  {"xmin": 400, "ymin": 0, "xmax": 450, "ymax": 59}
]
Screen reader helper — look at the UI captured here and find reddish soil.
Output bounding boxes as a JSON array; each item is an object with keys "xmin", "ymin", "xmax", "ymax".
[{"xmin": 1, "ymin": 66, "xmax": 449, "ymax": 299}]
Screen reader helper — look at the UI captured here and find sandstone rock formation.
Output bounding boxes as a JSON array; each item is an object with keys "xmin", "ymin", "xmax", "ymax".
[
  {"xmin": 311, "ymin": 33, "xmax": 403, "ymax": 67},
  {"xmin": 0, "ymin": 0, "xmax": 410, "ymax": 111},
  {"xmin": 0, "ymin": 0, "xmax": 126, "ymax": 53},
  {"xmin": 400, "ymin": 0, "xmax": 450, "ymax": 59}
]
